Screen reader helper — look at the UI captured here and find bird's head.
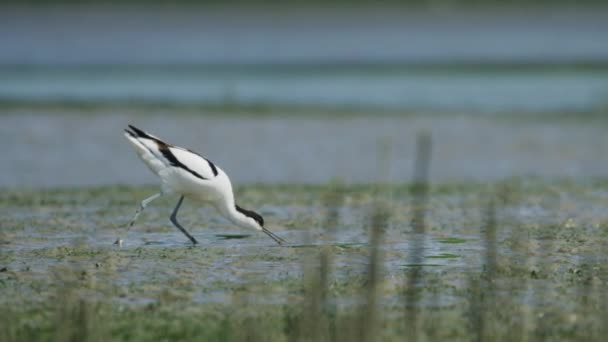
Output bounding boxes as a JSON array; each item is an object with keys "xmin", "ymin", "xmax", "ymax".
[
  {"xmin": 234, "ymin": 205, "xmax": 285, "ymax": 245},
  {"xmin": 235, "ymin": 205, "xmax": 264, "ymax": 230}
]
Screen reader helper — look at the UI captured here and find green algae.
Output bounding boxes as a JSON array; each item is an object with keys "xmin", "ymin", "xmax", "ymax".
[
  {"xmin": 437, "ymin": 237, "xmax": 468, "ymax": 244},
  {"xmin": 426, "ymin": 253, "xmax": 460, "ymax": 259}
]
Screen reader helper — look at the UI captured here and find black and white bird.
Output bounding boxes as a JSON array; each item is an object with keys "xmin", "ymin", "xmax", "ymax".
[{"xmin": 121, "ymin": 125, "xmax": 285, "ymax": 245}]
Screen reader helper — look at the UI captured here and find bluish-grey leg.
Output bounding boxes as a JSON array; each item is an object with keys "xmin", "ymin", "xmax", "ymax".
[
  {"xmin": 170, "ymin": 196, "xmax": 199, "ymax": 244},
  {"xmin": 128, "ymin": 192, "xmax": 162, "ymax": 228}
]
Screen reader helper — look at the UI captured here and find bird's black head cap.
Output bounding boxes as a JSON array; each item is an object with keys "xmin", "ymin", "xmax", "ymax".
[{"xmin": 235, "ymin": 205, "xmax": 264, "ymax": 227}]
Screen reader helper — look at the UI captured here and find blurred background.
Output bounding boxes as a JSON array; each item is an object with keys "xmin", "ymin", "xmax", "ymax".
[{"xmin": 1, "ymin": 0, "xmax": 608, "ymax": 187}]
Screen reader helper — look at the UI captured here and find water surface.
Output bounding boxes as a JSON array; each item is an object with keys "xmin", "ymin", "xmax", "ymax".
[
  {"xmin": 2, "ymin": 112, "xmax": 607, "ymax": 188},
  {"xmin": 1, "ymin": 8, "xmax": 607, "ymax": 112}
]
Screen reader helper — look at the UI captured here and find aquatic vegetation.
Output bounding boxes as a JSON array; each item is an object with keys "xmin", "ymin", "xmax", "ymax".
[{"xmin": 1, "ymin": 179, "xmax": 608, "ymax": 340}]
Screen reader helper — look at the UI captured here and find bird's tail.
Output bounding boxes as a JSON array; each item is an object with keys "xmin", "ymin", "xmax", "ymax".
[
  {"xmin": 124, "ymin": 127, "xmax": 151, "ymax": 157},
  {"xmin": 124, "ymin": 125, "xmax": 167, "ymax": 175},
  {"xmin": 125, "ymin": 125, "xmax": 158, "ymax": 141}
]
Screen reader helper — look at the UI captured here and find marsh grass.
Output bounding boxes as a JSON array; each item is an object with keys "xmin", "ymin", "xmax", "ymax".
[{"xmin": 401, "ymin": 132, "xmax": 433, "ymax": 340}]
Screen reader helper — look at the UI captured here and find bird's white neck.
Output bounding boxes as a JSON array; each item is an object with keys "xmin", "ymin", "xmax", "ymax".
[{"xmin": 217, "ymin": 202, "xmax": 259, "ymax": 231}]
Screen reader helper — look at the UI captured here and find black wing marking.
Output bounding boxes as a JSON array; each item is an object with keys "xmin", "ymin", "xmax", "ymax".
[
  {"xmin": 127, "ymin": 124, "xmax": 209, "ymax": 180},
  {"xmin": 187, "ymin": 149, "xmax": 219, "ymax": 177},
  {"xmin": 158, "ymin": 144, "xmax": 208, "ymax": 180},
  {"xmin": 207, "ymin": 158, "xmax": 219, "ymax": 177}
]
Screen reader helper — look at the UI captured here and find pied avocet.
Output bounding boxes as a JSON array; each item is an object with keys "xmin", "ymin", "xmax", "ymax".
[{"xmin": 121, "ymin": 125, "xmax": 285, "ymax": 245}]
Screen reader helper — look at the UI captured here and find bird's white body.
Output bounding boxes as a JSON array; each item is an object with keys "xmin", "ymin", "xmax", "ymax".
[{"xmin": 123, "ymin": 125, "xmax": 284, "ymax": 244}]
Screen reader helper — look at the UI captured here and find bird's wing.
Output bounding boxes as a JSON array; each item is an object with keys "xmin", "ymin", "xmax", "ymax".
[
  {"xmin": 165, "ymin": 146, "xmax": 219, "ymax": 180},
  {"xmin": 125, "ymin": 125, "xmax": 219, "ymax": 180}
]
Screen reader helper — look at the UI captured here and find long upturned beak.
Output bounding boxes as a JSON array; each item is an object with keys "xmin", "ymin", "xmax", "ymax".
[{"xmin": 262, "ymin": 227, "xmax": 287, "ymax": 245}]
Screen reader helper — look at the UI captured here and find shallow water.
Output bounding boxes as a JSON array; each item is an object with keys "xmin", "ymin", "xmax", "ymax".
[
  {"xmin": 3, "ymin": 180, "xmax": 608, "ymax": 340},
  {"xmin": 0, "ymin": 186, "xmax": 496, "ymax": 308},
  {"xmin": 2, "ymin": 112, "xmax": 607, "ymax": 187},
  {"xmin": 2, "ymin": 181, "xmax": 608, "ymax": 309}
]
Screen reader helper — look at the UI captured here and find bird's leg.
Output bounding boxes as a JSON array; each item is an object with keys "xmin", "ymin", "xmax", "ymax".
[
  {"xmin": 170, "ymin": 196, "xmax": 199, "ymax": 245},
  {"xmin": 128, "ymin": 192, "xmax": 162, "ymax": 228}
]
